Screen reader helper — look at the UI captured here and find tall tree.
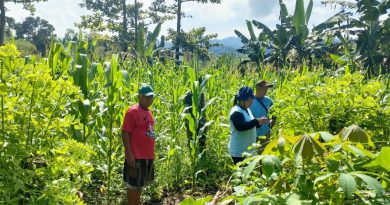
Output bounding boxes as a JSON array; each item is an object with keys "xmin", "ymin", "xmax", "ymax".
[
  {"xmin": 167, "ymin": 27, "xmax": 219, "ymax": 61},
  {"xmin": 79, "ymin": 0, "xmax": 169, "ymax": 52},
  {"xmin": 79, "ymin": 0, "xmax": 139, "ymax": 51},
  {"xmin": 0, "ymin": 0, "xmax": 48, "ymax": 45},
  {"xmin": 122, "ymin": 0, "xmax": 128, "ymax": 51},
  {"xmin": 15, "ymin": 16, "xmax": 55, "ymax": 56},
  {"xmin": 4, "ymin": 16, "xmax": 15, "ymax": 38},
  {"xmin": 173, "ymin": 0, "xmax": 221, "ymax": 64},
  {"xmin": 63, "ymin": 29, "xmax": 78, "ymax": 44},
  {"xmin": 134, "ymin": 0, "xmax": 137, "ymax": 42},
  {"xmin": 148, "ymin": 0, "xmax": 221, "ymax": 63},
  {"xmin": 148, "ymin": 0, "xmax": 175, "ymax": 23}
]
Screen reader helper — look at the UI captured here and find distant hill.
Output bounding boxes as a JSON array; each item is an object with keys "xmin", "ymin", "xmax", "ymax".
[
  {"xmin": 209, "ymin": 36, "xmax": 243, "ymax": 55},
  {"xmin": 161, "ymin": 36, "xmax": 244, "ymax": 55},
  {"xmin": 211, "ymin": 37, "xmax": 243, "ymax": 49}
]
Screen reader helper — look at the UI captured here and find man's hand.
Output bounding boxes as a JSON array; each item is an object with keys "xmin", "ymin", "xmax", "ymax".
[
  {"xmin": 127, "ymin": 156, "xmax": 136, "ymax": 168},
  {"xmin": 270, "ymin": 119, "xmax": 276, "ymax": 128},
  {"xmin": 122, "ymin": 131, "xmax": 135, "ymax": 167},
  {"xmin": 257, "ymin": 117, "xmax": 270, "ymax": 125}
]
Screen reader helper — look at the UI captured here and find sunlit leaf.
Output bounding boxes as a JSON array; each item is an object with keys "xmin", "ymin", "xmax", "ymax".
[
  {"xmin": 339, "ymin": 173, "xmax": 356, "ymax": 198},
  {"xmin": 286, "ymin": 193, "xmax": 312, "ymax": 205},
  {"xmin": 363, "ymin": 147, "xmax": 390, "ymax": 171},
  {"xmin": 318, "ymin": 131, "xmax": 335, "ymax": 142},
  {"xmin": 351, "ymin": 173, "xmax": 385, "ymax": 196},
  {"xmin": 243, "ymin": 156, "xmax": 262, "ymax": 180},
  {"xmin": 262, "ymin": 138, "xmax": 279, "ymax": 155},
  {"xmin": 293, "ymin": 134, "xmax": 325, "ymax": 163},
  {"xmin": 262, "ymin": 155, "xmax": 280, "ymax": 178},
  {"xmin": 340, "ymin": 125, "xmax": 372, "ymax": 146}
]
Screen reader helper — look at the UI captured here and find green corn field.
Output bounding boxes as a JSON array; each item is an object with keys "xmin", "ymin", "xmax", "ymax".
[{"xmin": 0, "ymin": 33, "xmax": 389, "ymax": 204}]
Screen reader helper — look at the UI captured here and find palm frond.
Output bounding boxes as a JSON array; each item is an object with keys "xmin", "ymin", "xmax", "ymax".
[{"xmin": 234, "ymin": 29, "xmax": 250, "ymax": 44}]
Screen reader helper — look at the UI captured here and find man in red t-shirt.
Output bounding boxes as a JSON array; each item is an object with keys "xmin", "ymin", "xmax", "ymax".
[{"xmin": 121, "ymin": 84, "xmax": 156, "ymax": 205}]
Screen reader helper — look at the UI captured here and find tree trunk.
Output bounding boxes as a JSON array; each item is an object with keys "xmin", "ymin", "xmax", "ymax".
[
  {"xmin": 175, "ymin": 0, "xmax": 182, "ymax": 64},
  {"xmin": 121, "ymin": 0, "xmax": 128, "ymax": 51},
  {"xmin": 0, "ymin": 0, "xmax": 5, "ymax": 45},
  {"xmin": 134, "ymin": 0, "xmax": 138, "ymax": 43}
]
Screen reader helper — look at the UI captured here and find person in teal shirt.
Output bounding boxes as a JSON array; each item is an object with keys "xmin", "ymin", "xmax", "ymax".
[{"xmin": 249, "ymin": 80, "xmax": 276, "ymax": 152}]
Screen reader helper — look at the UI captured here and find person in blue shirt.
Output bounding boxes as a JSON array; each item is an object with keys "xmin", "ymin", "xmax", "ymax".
[
  {"xmin": 249, "ymin": 80, "xmax": 276, "ymax": 152},
  {"xmin": 229, "ymin": 86, "xmax": 269, "ymax": 165}
]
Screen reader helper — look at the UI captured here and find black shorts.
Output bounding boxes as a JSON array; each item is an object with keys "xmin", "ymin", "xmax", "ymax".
[{"xmin": 123, "ymin": 159, "xmax": 154, "ymax": 191}]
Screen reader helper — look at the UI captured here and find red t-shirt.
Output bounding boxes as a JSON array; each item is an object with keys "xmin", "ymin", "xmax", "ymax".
[{"xmin": 122, "ymin": 104, "xmax": 155, "ymax": 159}]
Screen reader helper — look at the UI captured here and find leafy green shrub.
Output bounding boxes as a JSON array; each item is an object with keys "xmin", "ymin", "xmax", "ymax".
[
  {"xmin": 14, "ymin": 39, "xmax": 40, "ymax": 57},
  {"xmin": 218, "ymin": 125, "xmax": 389, "ymax": 204},
  {"xmin": 272, "ymin": 69, "xmax": 390, "ymax": 141},
  {"xmin": 0, "ymin": 44, "xmax": 93, "ymax": 204}
]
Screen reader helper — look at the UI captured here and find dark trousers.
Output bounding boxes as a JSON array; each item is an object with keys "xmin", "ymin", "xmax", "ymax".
[{"xmin": 232, "ymin": 157, "xmax": 245, "ymax": 165}]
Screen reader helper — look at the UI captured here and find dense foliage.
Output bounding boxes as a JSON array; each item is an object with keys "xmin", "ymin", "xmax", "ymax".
[
  {"xmin": 235, "ymin": 0, "xmax": 390, "ymax": 74},
  {"xmin": 0, "ymin": 35, "xmax": 389, "ymax": 204}
]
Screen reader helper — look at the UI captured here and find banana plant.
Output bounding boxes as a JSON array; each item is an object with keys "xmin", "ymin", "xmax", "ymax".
[
  {"xmin": 134, "ymin": 22, "xmax": 162, "ymax": 61},
  {"xmin": 319, "ymin": 0, "xmax": 390, "ymax": 73},
  {"xmin": 292, "ymin": 0, "xmax": 313, "ymax": 41},
  {"xmin": 234, "ymin": 20, "xmax": 265, "ymax": 67},
  {"xmin": 236, "ymin": 0, "xmax": 321, "ymax": 68}
]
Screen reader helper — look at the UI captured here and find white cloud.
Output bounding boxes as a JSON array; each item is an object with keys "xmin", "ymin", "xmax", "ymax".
[
  {"xmin": 5, "ymin": 0, "xmax": 89, "ymax": 37},
  {"xmin": 310, "ymin": 3, "xmax": 339, "ymax": 27},
  {"xmin": 5, "ymin": 0, "xmax": 341, "ymax": 39},
  {"xmin": 183, "ymin": 0, "xmax": 242, "ymax": 22},
  {"xmin": 5, "ymin": 3, "xmax": 30, "ymax": 22},
  {"xmin": 249, "ymin": 0, "xmax": 278, "ymax": 17}
]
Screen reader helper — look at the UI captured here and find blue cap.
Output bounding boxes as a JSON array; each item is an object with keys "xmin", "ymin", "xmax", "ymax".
[{"xmin": 236, "ymin": 86, "xmax": 254, "ymax": 100}]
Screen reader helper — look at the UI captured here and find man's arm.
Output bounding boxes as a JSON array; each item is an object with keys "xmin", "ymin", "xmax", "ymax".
[{"xmin": 122, "ymin": 131, "xmax": 135, "ymax": 167}]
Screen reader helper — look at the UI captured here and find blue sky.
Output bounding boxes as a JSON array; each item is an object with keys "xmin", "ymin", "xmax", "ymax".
[{"xmin": 6, "ymin": 0, "xmax": 341, "ymax": 39}]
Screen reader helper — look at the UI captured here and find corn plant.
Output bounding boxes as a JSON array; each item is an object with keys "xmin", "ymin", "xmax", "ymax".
[
  {"xmin": 181, "ymin": 66, "xmax": 214, "ymax": 189},
  {"xmin": 158, "ymin": 66, "xmax": 187, "ymax": 189}
]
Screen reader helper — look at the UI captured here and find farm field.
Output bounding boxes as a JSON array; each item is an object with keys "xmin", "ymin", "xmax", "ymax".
[
  {"xmin": 0, "ymin": 0, "xmax": 389, "ymax": 204},
  {"xmin": 0, "ymin": 40, "xmax": 389, "ymax": 204}
]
